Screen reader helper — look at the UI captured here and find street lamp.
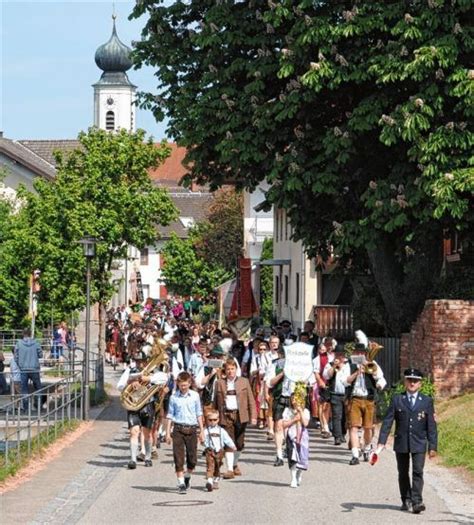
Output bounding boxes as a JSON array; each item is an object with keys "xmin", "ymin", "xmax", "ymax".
[{"xmin": 78, "ymin": 236, "xmax": 97, "ymax": 420}]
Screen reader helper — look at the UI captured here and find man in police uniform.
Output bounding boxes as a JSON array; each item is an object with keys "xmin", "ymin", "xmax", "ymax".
[{"xmin": 377, "ymin": 368, "xmax": 438, "ymax": 514}]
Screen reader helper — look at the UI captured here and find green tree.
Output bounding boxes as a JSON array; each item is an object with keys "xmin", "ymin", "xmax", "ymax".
[
  {"xmin": 0, "ymin": 128, "xmax": 177, "ymax": 345},
  {"xmin": 132, "ymin": 1, "xmax": 473, "ymax": 334},
  {"xmin": 193, "ymin": 187, "xmax": 243, "ymax": 273},
  {"xmin": 161, "ymin": 232, "xmax": 230, "ymax": 297},
  {"xmin": 259, "ymin": 237, "xmax": 274, "ymax": 325}
]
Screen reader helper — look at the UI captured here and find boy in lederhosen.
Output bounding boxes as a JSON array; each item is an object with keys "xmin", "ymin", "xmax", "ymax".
[
  {"xmin": 202, "ymin": 409, "xmax": 236, "ymax": 491},
  {"xmin": 165, "ymin": 371, "xmax": 204, "ymax": 494}
]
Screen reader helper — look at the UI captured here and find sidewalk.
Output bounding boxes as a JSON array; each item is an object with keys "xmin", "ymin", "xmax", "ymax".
[{"xmin": 1, "ymin": 392, "xmax": 123, "ymax": 524}]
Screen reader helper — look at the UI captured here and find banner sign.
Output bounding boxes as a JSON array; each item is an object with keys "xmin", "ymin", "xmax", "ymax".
[{"xmin": 284, "ymin": 342, "xmax": 314, "ymax": 382}]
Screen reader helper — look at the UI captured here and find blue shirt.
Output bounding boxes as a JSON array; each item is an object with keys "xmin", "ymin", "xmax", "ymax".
[
  {"xmin": 167, "ymin": 389, "xmax": 202, "ymax": 425},
  {"xmin": 203, "ymin": 425, "xmax": 235, "ymax": 452},
  {"xmin": 188, "ymin": 353, "xmax": 204, "ymax": 377}
]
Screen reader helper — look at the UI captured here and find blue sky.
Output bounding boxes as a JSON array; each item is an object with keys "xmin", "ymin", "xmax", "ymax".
[{"xmin": 1, "ymin": 1, "xmax": 168, "ymax": 140}]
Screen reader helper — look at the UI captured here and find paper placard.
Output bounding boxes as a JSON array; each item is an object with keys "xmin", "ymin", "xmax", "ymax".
[{"xmin": 284, "ymin": 342, "xmax": 314, "ymax": 382}]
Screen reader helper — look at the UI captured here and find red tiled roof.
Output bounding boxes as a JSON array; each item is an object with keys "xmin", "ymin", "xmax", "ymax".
[{"xmin": 149, "ymin": 143, "xmax": 189, "ymax": 184}]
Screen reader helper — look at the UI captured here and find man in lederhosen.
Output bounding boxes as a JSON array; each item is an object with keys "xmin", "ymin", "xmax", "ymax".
[{"xmin": 214, "ymin": 358, "xmax": 256, "ymax": 479}]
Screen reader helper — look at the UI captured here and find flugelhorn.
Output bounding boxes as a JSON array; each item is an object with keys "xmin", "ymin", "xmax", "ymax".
[{"xmin": 365, "ymin": 341, "xmax": 384, "ymax": 374}]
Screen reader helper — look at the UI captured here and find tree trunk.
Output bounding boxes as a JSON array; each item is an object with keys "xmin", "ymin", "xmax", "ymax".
[
  {"xmin": 97, "ymin": 301, "xmax": 107, "ymax": 355},
  {"xmin": 366, "ymin": 237, "xmax": 405, "ymax": 336}
]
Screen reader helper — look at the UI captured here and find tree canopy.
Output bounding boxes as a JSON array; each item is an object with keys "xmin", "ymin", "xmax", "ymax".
[
  {"xmin": 0, "ymin": 128, "xmax": 177, "ymax": 330},
  {"xmin": 193, "ymin": 187, "xmax": 243, "ymax": 273},
  {"xmin": 160, "ymin": 188, "xmax": 242, "ymax": 297},
  {"xmin": 132, "ymin": 0, "xmax": 473, "ymax": 334}
]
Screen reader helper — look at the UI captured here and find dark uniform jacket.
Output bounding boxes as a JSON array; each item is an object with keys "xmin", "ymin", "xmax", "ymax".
[{"xmin": 378, "ymin": 392, "xmax": 437, "ymax": 453}]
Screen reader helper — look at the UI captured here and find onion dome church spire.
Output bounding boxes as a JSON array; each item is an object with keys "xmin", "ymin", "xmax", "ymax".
[{"xmin": 93, "ymin": 15, "xmax": 136, "ymax": 132}]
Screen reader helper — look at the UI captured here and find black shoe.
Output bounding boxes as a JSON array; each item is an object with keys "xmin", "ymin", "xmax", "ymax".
[
  {"xmin": 273, "ymin": 457, "xmax": 284, "ymax": 467},
  {"xmin": 412, "ymin": 503, "xmax": 425, "ymax": 514},
  {"xmin": 334, "ymin": 438, "xmax": 342, "ymax": 446},
  {"xmin": 178, "ymin": 484, "xmax": 187, "ymax": 495},
  {"xmin": 363, "ymin": 451, "xmax": 370, "ymax": 462},
  {"xmin": 184, "ymin": 476, "xmax": 191, "ymax": 489},
  {"xmin": 127, "ymin": 460, "xmax": 137, "ymax": 470},
  {"xmin": 206, "ymin": 481, "xmax": 213, "ymax": 492},
  {"xmin": 144, "ymin": 459, "xmax": 153, "ymax": 467},
  {"xmin": 400, "ymin": 500, "xmax": 412, "ymax": 512},
  {"xmin": 137, "ymin": 453, "xmax": 145, "ymax": 462},
  {"xmin": 349, "ymin": 457, "xmax": 360, "ymax": 465}
]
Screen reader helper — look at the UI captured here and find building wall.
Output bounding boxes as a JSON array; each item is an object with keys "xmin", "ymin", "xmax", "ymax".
[
  {"xmin": 272, "ymin": 207, "xmax": 320, "ymax": 331},
  {"xmin": 93, "ymin": 85, "xmax": 136, "ymax": 132},
  {"xmin": 138, "ymin": 245, "xmax": 162, "ymax": 300},
  {"xmin": 0, "ymin": 154, "xmax": 38, "ymax": 192},
  {"xmin": 400, "ymin": 300, "xmax": 474, "ymax": 398},
  {"xmin": 243, "ymin": 182, "xmax": 273, "ymax": 261}
]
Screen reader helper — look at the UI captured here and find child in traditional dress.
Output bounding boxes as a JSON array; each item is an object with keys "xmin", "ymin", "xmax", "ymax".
[
  {"xmin": 202, "ymin": 409, "xmax": 236, "ymax": 491},
  {"xmin": 282, "ymin": 388, "xmax": 310, "ymax": 488}
]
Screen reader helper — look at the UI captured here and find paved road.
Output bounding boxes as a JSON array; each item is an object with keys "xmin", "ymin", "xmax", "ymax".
[{"xmin": 2, "ymin": 367, "xmax": 473, "ymax": 525}]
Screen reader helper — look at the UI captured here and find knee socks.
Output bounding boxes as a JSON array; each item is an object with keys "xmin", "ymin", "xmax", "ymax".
[
  {"xmin": 225, "ymin": 451, "xmax": 234, "ymax": 471},
  {"xmin": 130, "ymin": 440, "xmax": 139, "ymax": 462}
]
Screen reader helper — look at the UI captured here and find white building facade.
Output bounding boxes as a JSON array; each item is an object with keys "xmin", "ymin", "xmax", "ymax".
[{"xmin": 271, "ymin": 207, "xmax": 321, "ymax": 331}]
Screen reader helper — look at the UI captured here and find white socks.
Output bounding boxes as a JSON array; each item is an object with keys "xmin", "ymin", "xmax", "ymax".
[
  {"xmin": 130, "ymin": 441, "xmax": 138, "ymax": 462},
  {"xmin": 225, "ymin": 451, "xmax": 235, "ymax": 471},
  {"xmin": 352, "ymin": 447, "xmax": 360, "ymax": 458},
  {"xmin": 234, "ymin": 451, "xmax": 241, "ymax": 467},
  {"xmin": 290, "ymin": 466, "xmax": 298, "ymax": 488},
  {"xmin": 177, "ymin": 476, "xmax": 185, "ymax": 486},
  {"xmin": 275, "ymin": 431, "xmax": 284, "ymax": 459},
  {"xmin": 144, "ymin": 441, "xmax": 152, "ymax": 460}
]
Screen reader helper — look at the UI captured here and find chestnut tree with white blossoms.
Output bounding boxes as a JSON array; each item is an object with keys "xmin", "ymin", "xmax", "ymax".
[{"xmin": 131, "ymin": 0, "xmax": 473, "ymax": 334}]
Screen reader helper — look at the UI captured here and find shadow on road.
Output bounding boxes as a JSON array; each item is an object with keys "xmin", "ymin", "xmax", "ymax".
[
  {"xmin": 131, "ymin": 485, "xmax": 188, "ymax": 494},
  {"xmin": 341, "ymin": 502, "xmax": 402, "ymax": 512},
  {"xmin": 232, "ymin": 479, "xmax": 289, "ymax": 488},
  {"xmin": 87, "ymin": 460, "xmax": 127, "ymax": 468},
  {"xmin": 100, "ymin": 443, "xmax": 129, "ymax": 450}
]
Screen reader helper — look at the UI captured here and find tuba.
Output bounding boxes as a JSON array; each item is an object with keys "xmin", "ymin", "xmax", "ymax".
[
  {"xmin": 365, "ymin": 341, "xmax": 384, "ymax": 374},
  {"xmin": 120, "ymin": 336, "xmax": 170, "ymax": 412}
]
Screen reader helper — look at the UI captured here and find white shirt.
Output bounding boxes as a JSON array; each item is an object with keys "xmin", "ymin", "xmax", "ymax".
[
  {"xmin": 407, "ymin": 392, "xmax": 418, "ymax": 406},
  {"xmin": 116, "ymin": 368, "xmax": 168, "ymax": 392},
  {"xmin": 312, "ymin": 352, "xmax": 335, "ymax": 375},
  {"xmin": 250, "ymin": 352, "xmax": 272, "ymax": 376},
  {"xmin": 344, "ymin": 359, "xmax": 387, "ymax": 393},
  {"xmin": 225, "ymin": 379, "xmax": 238, "ymax": 410},
  {"xmin": 322, "ymin": 361, "xmax": 350, "ymax": 394}
]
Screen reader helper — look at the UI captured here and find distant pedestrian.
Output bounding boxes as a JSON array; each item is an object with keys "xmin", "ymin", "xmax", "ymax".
[
  {"xmin": 9, "ymin": 357, "xmax": 22, "ymax": 394},
  {"xmin": 14, "ymin": 328, "xmax": 43, "ymax": 410},
  {"xmin": 0, "ymin": 351, "xmax": 8, "ymax": 394},
  {"xmin": 377, "ymin": 368, "xmax": 437, "ymax": 514}
]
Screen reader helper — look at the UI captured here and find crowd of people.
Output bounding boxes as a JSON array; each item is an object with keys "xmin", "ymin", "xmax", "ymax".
[{"xmin": 108, "ymin": 300, "xmax": 437, "ymax": 514}]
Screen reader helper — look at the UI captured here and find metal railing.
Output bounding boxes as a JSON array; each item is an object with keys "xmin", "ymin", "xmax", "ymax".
[{"xmin": 0, "ymin": 372, "xmax": 83, "ymax": 469}]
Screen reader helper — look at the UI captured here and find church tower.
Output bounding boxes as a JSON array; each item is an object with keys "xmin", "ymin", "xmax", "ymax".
[{"xmin": 93, "ymin": 15, "xmax": 136, "ymax": 132}]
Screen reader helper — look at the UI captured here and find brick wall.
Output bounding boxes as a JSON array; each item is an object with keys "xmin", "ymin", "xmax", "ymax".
[{"xmin": 400, "ymin": 300, "xmax": 474, "ymax": 398}]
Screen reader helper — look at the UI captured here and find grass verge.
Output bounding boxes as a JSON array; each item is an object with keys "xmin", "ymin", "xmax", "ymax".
[
  {"xmin": 0, "ymin": 419, "xmax": 80, "ymax": 482},
  {"xmin": 436, "ymin": 393, "xmax": 474, "ymax": 473}
]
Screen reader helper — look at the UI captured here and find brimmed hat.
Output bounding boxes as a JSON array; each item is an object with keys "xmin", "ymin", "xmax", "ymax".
[
  {"xmin": 404, "ymin": 368, "xmax": 423, "ymax": 380},
  {"xmin": 210, "ymin": 344, "xmax": 225, "ymax": 356}
]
